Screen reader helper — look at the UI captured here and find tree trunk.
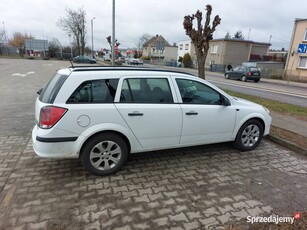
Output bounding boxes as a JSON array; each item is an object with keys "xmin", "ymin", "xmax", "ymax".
[{"xmin": 197, "ymin": 58, "xmax": 206, "ymax": 79}]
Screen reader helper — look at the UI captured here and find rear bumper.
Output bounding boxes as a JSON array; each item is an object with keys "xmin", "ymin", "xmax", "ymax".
[
  {"xmin": 247, "ymin": 75, "xmax": 261, "ymax": 80},
  {"xmin": 32, "ymin": 125, "xmax": 79, "ymax": 159}
]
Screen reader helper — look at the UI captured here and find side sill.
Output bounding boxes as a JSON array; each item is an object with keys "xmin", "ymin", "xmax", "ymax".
[{"xmin": 36, "ymin": 136, "xmax": 78, "ymax": 143}]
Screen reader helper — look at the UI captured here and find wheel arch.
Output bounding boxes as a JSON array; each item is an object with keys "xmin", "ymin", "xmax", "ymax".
[
  {"xmin": 232, "ymin": 116, "xmax": 266, "ymax": 140},
  {"xmin": 79, "ymin": 130, "xmax": 131, "ymax": 159}
]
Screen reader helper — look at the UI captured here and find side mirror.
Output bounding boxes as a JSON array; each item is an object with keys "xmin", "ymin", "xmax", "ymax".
[{"xmin": 222, "ymin": 96, "xmax": 231, "ymax": 106}]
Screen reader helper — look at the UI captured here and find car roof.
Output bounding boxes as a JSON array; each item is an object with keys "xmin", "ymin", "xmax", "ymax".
[{"xmin": 66, "ymin": 66, "xmax": 197, "ymax": 77}]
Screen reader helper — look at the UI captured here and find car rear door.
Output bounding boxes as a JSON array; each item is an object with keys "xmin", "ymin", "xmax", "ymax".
[{"xmin": 115, "ymin": 76, "xmax": 182, "ymax": 149}]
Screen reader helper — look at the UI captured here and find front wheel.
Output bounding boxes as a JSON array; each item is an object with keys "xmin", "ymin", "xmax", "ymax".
[
  {"xmin": 81, "ymin": 133, "xmax": 129, "ymax": 176},
  {"xmin": 225, "ymin": 73, "xmax": 229, "ymax": 79},
  {"xmin": 234, "ymin": 119, "xmax": 264, "ymax": 151}
]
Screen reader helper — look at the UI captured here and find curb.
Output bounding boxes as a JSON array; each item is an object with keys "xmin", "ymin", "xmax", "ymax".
[{"xmin": 266, "ymin": 134, "xmax": 307, "ymax": 156}]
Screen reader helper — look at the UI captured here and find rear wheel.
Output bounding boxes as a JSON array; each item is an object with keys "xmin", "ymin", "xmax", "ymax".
[
  {"xmin": 234, "ymin": 119, "xmax": 264, "ymax": 151},
  {"xmin": 254, "ymin": 79, "xmax": 260, "ymax": 83},
  {"xmin": 241, "ymin": 75, "xmax": 247, "ymax": 82},
  {"xmin": 81, "ymin": 133, "xmax": 129, "ymax": 176}
]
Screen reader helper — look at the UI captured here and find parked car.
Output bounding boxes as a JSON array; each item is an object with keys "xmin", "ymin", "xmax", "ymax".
[
  {"xmin": 32, "ymin": 67, "xmax": 271, "ymax": 176},
  {"xmin": 73, "ymin": 56, "xmax": 96, "ymax": 64},
  {"xmin": 225, "ymin": 66, "xmax": 261, "ymax": 82},
  {"xmin": 127, "ymin": 58, "xmax": 143, "ymax": 65}
]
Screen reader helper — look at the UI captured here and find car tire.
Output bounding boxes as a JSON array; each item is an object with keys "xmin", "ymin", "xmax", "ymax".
[
  {"xmin": 241, "ymin": 75, "xmax": 247, "ymax": 82},
  {"xmin": 233, "ymin": 119, "xmax": 264, "ymax": 151},
  {"xmin": 225, "ymin": 73, "xmax": 229, "ymax": 79},
  {"xmin": 254, "ymin": 79, "xmax": 260, "ymax": 83},
  {"xmin": 81, "ymin": 133, "xmax": 129, "ymax": 176}
]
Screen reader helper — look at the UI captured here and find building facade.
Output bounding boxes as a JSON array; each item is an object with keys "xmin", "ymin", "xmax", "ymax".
[
  {"xmin": 285, "ymin": 18, "xmax": 307, "ymax": 82},
  {"xmin": 142, "ymin": 35, "xmax": 177, "ymax": 64},
  {"xmin": 177, "ymin": 39, "xmax": 271, "ymax": 69},
  {"xmin": 206, "ymin": 39, "xmax": 271, "ymax": 68}
]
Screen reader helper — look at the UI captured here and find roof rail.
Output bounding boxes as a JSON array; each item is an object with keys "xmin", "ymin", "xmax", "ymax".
[{"xmin": 69, "ymin": 66, "xmax": 197, "ymax": 76}]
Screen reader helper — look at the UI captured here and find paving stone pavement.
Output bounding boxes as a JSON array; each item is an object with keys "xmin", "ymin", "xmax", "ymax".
[{"xmin": 0, "ymin": 135, "xmax": 307, "ymax": 230}]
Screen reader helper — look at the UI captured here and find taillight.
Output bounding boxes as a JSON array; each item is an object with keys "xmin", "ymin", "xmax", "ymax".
[
  {"xmin": 39, "ymin": 106, "xmax": 67, "ymax": 129},
  {"xmin": 248, "ymin": 72, "xmax": 251, "ymax": 76}
]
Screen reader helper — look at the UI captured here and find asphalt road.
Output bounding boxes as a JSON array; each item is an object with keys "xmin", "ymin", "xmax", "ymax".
[{"xmin": 0, "ymin": 58, "xmax": 71, "ymax": 136}]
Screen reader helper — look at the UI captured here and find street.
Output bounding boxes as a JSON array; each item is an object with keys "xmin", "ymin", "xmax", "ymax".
[{"xmin": 0, "ymin": 58, "xmax": 307, "ymax": 229}]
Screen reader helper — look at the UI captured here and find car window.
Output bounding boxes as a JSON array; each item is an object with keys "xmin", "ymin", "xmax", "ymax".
[
  {"xmin": 233, "ymin": 66, "xmax": 240, "ymax": 71},
  {"xmin": 39, "ymin": 73, "xmax": 69, "ymax": 103},
  {"xmin": 239, "ymin": 67, "xmax": 246, "ymax": 71},
  {"xmin": 66, "ymin": 79, "xmax": 119, "ymax": 103},
  {"xmin": 176, "ymin": 79, "xmax": 222, "ymax": 105},
  {"xmin": 120, "ymin": 78, "xmax": 173, "ymax": 103},
  {"xmin": 249, "ymin": 67, "xmax": 259, "ymax": 71}
]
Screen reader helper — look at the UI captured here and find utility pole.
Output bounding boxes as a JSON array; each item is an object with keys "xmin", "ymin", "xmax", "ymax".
[
  {"xmin": 112, "ymin": 0, "xmax": 115, "ymax": 66},
  {"xmin": 91, "ymin": 17, "xmax": 95, "ymax": 58},
  {"xmin": 68, "ymin": 33, "xmax": 73, "ymax": 58},
  {"xmin": 2, "ymin": 22, "xmax": 8, "ymax": 55},
  {"xmin": 248, "ymin": 29, "xmax": 251, "ymax": 40}
]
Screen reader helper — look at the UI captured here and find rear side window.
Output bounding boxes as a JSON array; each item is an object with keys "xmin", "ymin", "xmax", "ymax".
[
  {"xmin": 67, "ymin": 79, "xmax": 119, "ymax": 103},
  {"xmin": 120, "ymin": 78, "xmax": 173, "ymax": 103},
  {"xmin": 39, "ymin": 74, "xmax": 69, "ymax": 103},
  {"xmin": 249, "ymin": 67, "xmax": 259, "ymax": 72}
]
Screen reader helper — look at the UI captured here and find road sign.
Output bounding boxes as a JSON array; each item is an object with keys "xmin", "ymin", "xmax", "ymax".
[{"xmin": 298, "ymin": 44, "xmax": 307, "ymax": 53}]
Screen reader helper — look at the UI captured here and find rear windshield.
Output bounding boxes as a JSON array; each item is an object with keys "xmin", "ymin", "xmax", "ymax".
[
  {"xmin": 249, "ymin": 67, "xmax": 259, "ymax": 72},
  {"xmin": 39, "ymin": 73, "xmax": 69, "ymax": 103}
]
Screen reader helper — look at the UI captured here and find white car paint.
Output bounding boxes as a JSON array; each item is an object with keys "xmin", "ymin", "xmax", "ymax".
[{"xmin": 32, "ymin": 67, "xmax": 272, "ymax": 160}]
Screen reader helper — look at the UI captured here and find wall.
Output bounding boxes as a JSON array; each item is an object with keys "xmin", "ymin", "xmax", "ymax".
[
  {"xmin": 223, "ymin": 40, "xmax": 251, "ymax": 67},
  {"xmin": 285, "ymin": 19, "xmax": 307, "ymax": 82}
]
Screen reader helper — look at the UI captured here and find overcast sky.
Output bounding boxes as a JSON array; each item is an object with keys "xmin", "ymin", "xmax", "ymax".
[{"xmin": 1, "ymin": 0, "xmax": 306, "ymax": 50}]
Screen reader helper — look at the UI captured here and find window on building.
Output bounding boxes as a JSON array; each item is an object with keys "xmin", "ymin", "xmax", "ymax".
[
  {"xmin": 304, "ymin": 29, "xmax": 307, "ymax": 41},
  {"xmin": 185, "ymin": 44, "xmax": 189, "ymax": 50},
  {"xmin": 179, "ymin": 44, "xmax": 183, "ymax": 50},
  {"xmin": 211, "ymin": 45, "xmax": 218, "ymax": 54},
  {"xmin": 299, "ymin": 57, "xmax": 307, "ymax": 68}
]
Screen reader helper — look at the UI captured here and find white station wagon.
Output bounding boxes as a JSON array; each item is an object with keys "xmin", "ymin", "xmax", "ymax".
[{"xmin": 32, "ymin": 66, "xmax": 272, "ymax": 176}]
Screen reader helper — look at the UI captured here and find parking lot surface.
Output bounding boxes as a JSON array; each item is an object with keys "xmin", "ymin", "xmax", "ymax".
[{"xmin": 0, "ymin": 59, "xmax": 307, "ymax": 229}]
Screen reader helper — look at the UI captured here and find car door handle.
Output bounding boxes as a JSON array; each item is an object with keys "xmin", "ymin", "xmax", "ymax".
[
  {"xmin": 186, "ymin": 111, "xmax": 198, "ymax": 115},
  {"xmin": 128, "ymin": 112, "xmax": 144, "ymax": 116}
]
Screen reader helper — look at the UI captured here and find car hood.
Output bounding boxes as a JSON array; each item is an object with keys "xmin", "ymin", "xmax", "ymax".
[{"xmin": 231, "ymin": 97, "xmax": 263, "ymax": 109}]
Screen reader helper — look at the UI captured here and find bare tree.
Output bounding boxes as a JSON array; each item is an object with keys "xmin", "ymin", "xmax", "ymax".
[
  {"xmin": 57, "ymin": 7, "xmax": 87, "ymax": 56},
  {"xmin": 8, "ymin": 32, "xmax": 33, "ymax": 57},
  {"xmin": 183, "ymin": 5, "xmax": 221, "ymax": 79},
  {"xmin": 136, "ymin": 33, "xmax": 152, "ymax": 50}
]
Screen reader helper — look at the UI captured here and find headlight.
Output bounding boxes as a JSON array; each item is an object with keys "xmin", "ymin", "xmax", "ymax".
[{"xmin": 263, "ymin": 106, "xmax": 270, "ymax": 115}]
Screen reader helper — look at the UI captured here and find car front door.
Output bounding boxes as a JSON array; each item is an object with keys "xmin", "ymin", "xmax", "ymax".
[
  {"xmin": 174, "ymin": 78, "xmax": 236, "ymax": 145},
  {"xmin": 229, "ymin": 66, "xmax": 240, "ymax": 79},
  {"xmin": 115, "ymin": 77, "xmax": 182, "ymax": 149}
]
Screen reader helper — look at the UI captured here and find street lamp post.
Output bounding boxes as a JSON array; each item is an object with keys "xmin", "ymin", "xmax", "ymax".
[
  {"xmin": 68, "ymin": 33, "xmax": 73, "ymax": 59},
  {"xmin": 91, "ymin": 17, "xmax": 95, "ymax": 58},
  {"xmin": 248, "ymin": 28, "xmax": 251, "ymax": 40},
  {"xmin": 2, "ymin": 22, "xmax": 8, "ymax": 55},
  {"xmin": 112, "ymin": 0, "xmax": 115, "ymax": 66}
]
